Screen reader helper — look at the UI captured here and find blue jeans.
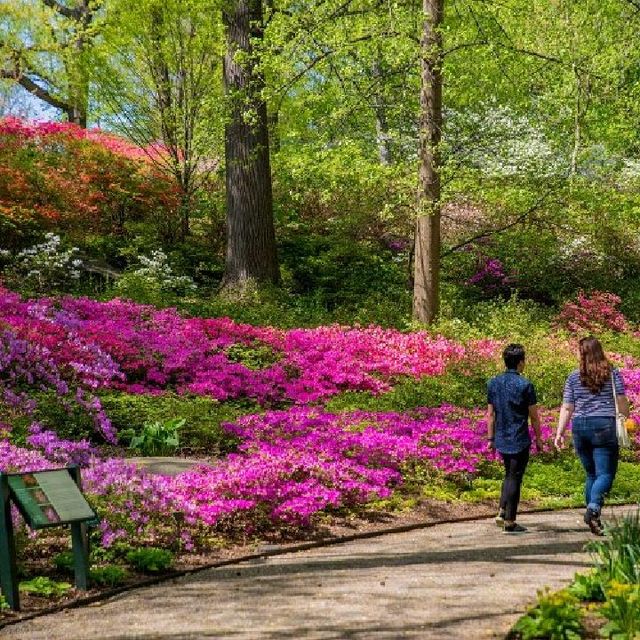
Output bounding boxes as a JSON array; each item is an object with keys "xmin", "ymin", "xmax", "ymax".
[{"xmin": 572, "ymin": 416, "xmax": 619, "ymax": 514}]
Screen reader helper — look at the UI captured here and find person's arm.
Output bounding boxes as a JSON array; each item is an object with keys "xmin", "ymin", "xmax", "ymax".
[
  {"xmin": 527, "ymin": 383, "xmax": 543, "ymax": 450},
  {"xmin": 555, "ymin": 403, "xmax": 574, "ymax": 449},
  {"xmin": 486, "ymin": 403, "xmax": 496, "ymax": 450},
  {"xmin": 614, "ymin": 369, "xmax": 630, "ymax": 417},
  {"xmin": 529, "ymin": 404, "xmax": 543, "ymax": 450}
]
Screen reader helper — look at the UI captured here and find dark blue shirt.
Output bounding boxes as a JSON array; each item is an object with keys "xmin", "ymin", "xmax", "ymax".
[{"xmin": 487, "ymin": 369, "xmax": 538, "ymax": 454}]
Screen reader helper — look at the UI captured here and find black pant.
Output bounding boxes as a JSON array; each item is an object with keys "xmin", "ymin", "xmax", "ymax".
[{"xmin": 499, "ymin": 447, "xmax": 530, "ymax": 522}]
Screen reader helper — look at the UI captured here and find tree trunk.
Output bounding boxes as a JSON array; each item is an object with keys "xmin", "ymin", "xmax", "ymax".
[
  {"xmin": 66, "ymin": 0, "xmax": 91, "ymax": 127},
  {"xmin": 372, "ymin": 59, "xmax": 391, "ymax": 166},
  {"xmin": 222, "ymin": 0, "xmax": 279, "ymax": 288},
  {"xmin": 412, "ymin": 0, "xmax": 443, "ymax": 324},
  {"xmin": 570, "ymin": 64, "xmax": 581, "ymax": 178},
  {"xmin": 65, "ymin": 99, "xmax": 87, "ymax": 128},
  {"xmin": 268, "ymin": 108, "xmax": 280, "ymax": 154}
]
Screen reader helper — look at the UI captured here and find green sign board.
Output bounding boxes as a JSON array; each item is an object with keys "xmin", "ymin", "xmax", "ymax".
[
  {"xmin": 7, "ymin": 469, "xmax": 95, "ymax": 530},
  {"xmin": 0, "ymin": 466, "xmax": 95, "ymax": 611}
]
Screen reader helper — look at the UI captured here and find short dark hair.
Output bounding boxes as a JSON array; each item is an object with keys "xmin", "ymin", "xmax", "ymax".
[{"xmin": 503, "ymin": 343, "xmax": 525, "ymax": 369}]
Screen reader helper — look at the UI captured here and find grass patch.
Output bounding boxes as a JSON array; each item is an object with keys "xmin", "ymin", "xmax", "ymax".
[{"xmin": 415, "ymin": 456, "xmax": 640, "ymax": 509}]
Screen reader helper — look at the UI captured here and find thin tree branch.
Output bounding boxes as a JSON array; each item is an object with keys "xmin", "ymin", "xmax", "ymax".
[
  {"xmin": 41, "ymin": 0, "xmax": 81, "ymax": 19},
  {"xmin": 0, "ymin": 68, "xmax": 71, "ymax": 112},
  {"xmin": 441, "ymin": 190, "xmax": 559, "ymax": 258}
]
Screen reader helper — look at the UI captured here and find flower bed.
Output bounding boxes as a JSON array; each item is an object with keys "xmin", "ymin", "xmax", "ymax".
[
  {"xmin": 1, "ymin": 404, "xmax": 561, "ymax": 549},
  {"xmin": 0, "ymin": 288, "xmax": 498, "ymax": 410},
  {"xmin": 1, "ymin": 288, "xmax": 639, "ymax": 559}
]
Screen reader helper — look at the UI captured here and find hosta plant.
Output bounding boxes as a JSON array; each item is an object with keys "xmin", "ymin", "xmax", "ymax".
[
  {"xmin": 19, "ymin": 577, "xmax": 72, "ymax": 598},
  {"xmin": 125, "ymin": 547, "xmax": 174, "ymax": 574}
]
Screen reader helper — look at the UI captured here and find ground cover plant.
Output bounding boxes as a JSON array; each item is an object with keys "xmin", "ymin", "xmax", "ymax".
[{"xmin": 510, "ymin": 512, "xmax": 640, "ymax": 640}]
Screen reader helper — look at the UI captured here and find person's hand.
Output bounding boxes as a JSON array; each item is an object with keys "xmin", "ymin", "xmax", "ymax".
[
  {"xmin": 487, "ymin": 439, "xmax": 496, "ymax": 451},
  {"xmin": 554, "ymin": 432, "xmax": 565, "ymax": 450}
]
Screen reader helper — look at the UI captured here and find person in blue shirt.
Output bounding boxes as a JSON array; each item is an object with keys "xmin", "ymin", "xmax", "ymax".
[{"xmin": 487, "ymin": 344, "xmax": 543, "ymax": 533}]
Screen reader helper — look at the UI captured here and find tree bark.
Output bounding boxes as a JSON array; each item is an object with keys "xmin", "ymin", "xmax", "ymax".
[
  {"xmin": 268, "ymin": 108, "xmax": 280, "ymax": 154},
  {"xmin": 372, "ymin": 58, "xmax": 391, "ymax": 166},
  {"xmin": 413, "ymin": 0, "xmax": 443, "ymax": 324},
  {"xmin": 222, "ymin": 0, "xmax": 279, "ymax": 288}
]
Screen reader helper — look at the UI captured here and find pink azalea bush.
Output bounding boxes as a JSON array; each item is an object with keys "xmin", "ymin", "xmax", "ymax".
[
  {"xmin": 0, "ymin": 404, "xmax": 558, "ymax": 549},
  {"xmin": 0, "ymin": 288, "xmax": 499, "ymax": 407},
  {"xmin": 2, "ymin": 285, "xmax": 639, "ymax": 554},
  {"xmin": 0, "ymin": 371, "xmax": 637, "ymax": 550},
  {"xmin": 0, "ymin": 320, "xmax": 116, "ymax": 442},
  {"xmin": 556, "ymin": 291, "xmax": 629, "ymax": 334}
]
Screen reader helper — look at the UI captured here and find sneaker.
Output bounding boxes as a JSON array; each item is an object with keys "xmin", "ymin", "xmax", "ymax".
[
  {"xmin": 495, "ymin": 510, "xmax": 506, "ymax": 527},
  {"xmin": 504, "ymin": 523, "xmax": 527, "ymax": 534},
  {"xmin": 585, "ymin": 509, "xmax": 605, "ymax": 537}
]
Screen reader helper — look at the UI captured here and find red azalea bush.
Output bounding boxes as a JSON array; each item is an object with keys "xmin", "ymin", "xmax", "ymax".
[
  {"xmin": 556, "ymin": 291, "xmax": 629, "ymax": 334},
  {"xmin": 0, "ymin": 117, "xmax": 178, "ymax": 246}
]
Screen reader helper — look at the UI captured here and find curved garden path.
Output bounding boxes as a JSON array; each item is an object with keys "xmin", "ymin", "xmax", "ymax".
[{"xmin": 3, "ymin": 506, "xmax": 635, "ymax": 640}]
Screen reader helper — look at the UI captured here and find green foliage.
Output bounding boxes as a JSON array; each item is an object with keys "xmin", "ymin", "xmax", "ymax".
[
  {"xmin": 279, "ymin": 234, "xmax": 408, "ymax": 314},
  {"xmin": 89, "ymin": 565, "xmax": 129, "ymax": 587},
  {"xmin": 511, "ymin": 589, "xmax": 583, "ymax": 640},
  {"xmin": 326, "ymin": 374, "xmax": 486, "ymax": 414},
  {"xmin": 187, "ymin": 283, "xmax": 333, "ymax": 328},
  {"xmin": 24, "ymin": 391, "xmax": 94, "ymax": 443},
  {"xmin": 411, "ymin": 456, "xmax": 640, "ymax": 508},
  {"xmin": 606, "ymin": 465, "xmax": 640, "ymax": 504},
  {"xmin": 436, "ymin": 298, "xmax": 574, "ymax": 406},
  {"xmin": 54, "ymin": 552, "xmax": 129, "ymax": 588},
  {"xmin": 29, "ymin": 390, "xmax": 251, "ymax": 454},
  {"xmin": 125, "ymin": 547, "xmax": 174, "ymax": 574},
  {"xmin": 601, "ymin": 332, "xmax": 640, "ymax": 362},
  {"xmin": 600, "ymin": 582, "xmax": 640, "ymax": 640},
  {"xmin": 226, "ymin": 343, "xmax": 280, "ymax": 370},
  {"xmin": 189, "ymin": 255, "xmax": 411, "ymax": 330},
  {"xmin": 589, "ymin": 511, "xmax": 640, "ymax": 585},
  {"xmin": 53, "ymin": 550, "xmax": 75, "ymax": 575},
  {"xmin": 522, "ymin": 458, "xmax": 586, "ymax": 506},
  {"xmin": 19, "ymin": 577, "xmax": 72, "ymax": 598},
  {"xmin": 0, "ymin": 594, "xmax": 9, "ymax": 611},
  {"xmin": 108, "ymin": 250, "xmax": 197, "ymax": 308},
  {"xmin": 99, "ymin": 392, "xmax": 246, "ymax": 455},
  {"xmin": 122, "ymin": 418, "xmax": 184, "ymax": 457},
  {"xmin": 567, "ymin": 571, "xmax": 606, "ymax": 603}
]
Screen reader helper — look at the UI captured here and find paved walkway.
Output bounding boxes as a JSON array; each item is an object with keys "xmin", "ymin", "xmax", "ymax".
[{"xmin": 4, "ymin": 506, "xmax": 634, "ymax": 640}]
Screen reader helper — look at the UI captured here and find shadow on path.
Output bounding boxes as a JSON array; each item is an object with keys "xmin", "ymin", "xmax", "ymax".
[{"xmin": 174, "ymin": 538, "xmax": 591, "ymax": 588}]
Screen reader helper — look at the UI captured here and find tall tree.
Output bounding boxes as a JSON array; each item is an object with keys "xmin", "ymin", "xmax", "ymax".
[
  {"xmin": 96, "ymin": 0, "xmax": 221, "ymax": 240},
  {"xmin": 221, "ymin": 0, "xmax": 279, "ymax": 288},
  {"xmin": 0, "ymin": 0, "xmax": 100, "ymax": 126},
  {"xmin": 413, "ymin": 0, "xmax": 443, "ymax": 323}
]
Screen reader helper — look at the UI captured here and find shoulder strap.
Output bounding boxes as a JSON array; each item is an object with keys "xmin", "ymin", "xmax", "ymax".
[{"xmin": 611, "ymin": 371, "xmax": 620, "ymax": 414}]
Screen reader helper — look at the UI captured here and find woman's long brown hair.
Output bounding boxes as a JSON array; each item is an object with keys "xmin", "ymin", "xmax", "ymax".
[{"xmin": 579, "ymin": 336, "xmax": 611, "ymax": 393}]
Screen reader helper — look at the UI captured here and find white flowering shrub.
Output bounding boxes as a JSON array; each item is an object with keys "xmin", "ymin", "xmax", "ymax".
[
  {"xmin": 2, "ymin": 233, "xmax": 83, "ymax": 294},
  {"xmin": 112, "ymin": 249, "xmax": 196, "ymax": 305},
  {"xmin": 445, "ymin": 105, "xmax": 564, "ymax": 178}
]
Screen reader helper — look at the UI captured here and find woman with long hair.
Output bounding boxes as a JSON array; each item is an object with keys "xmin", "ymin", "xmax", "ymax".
[{"xmin": 554, "ymin": 336, "xmax": 629, "ymax": 535}]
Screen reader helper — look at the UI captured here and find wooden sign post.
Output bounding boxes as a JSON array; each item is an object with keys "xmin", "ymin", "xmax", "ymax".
[{"xmin": 0, "ymin": 465, "xmax": 97, "ymax": 611}]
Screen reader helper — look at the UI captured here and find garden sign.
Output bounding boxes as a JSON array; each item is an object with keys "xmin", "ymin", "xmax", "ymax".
[{"xmin": 0, "ymin": 465, "xmax": 96, "ymax": 610}]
